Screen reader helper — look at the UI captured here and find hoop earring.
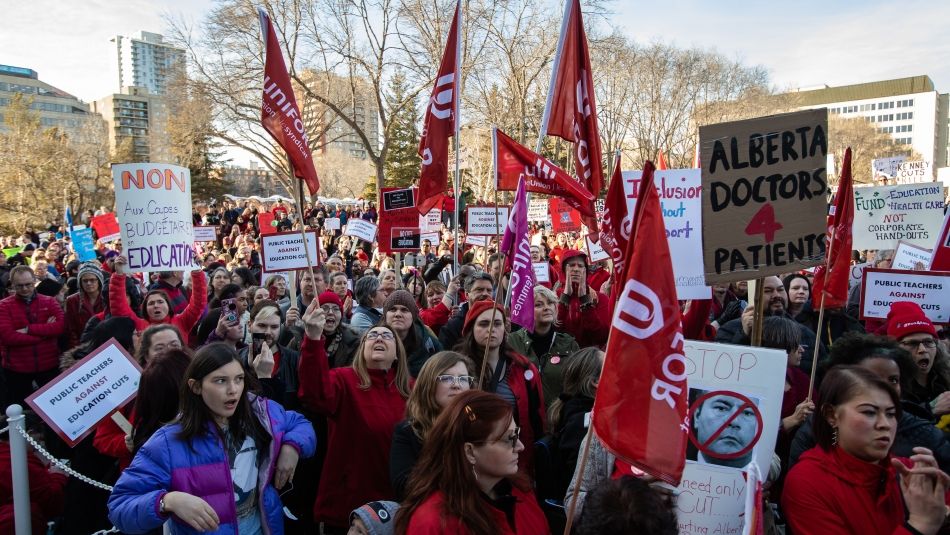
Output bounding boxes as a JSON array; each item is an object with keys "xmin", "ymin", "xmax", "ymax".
[{"xmin": 832, "ymin": 427, "xmax": 838, "ymax": 447}]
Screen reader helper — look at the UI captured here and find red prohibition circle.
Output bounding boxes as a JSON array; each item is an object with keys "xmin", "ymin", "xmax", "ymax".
[{"xmin": 688, "ymin": 390, "xmax": 764, "ymax": 461}]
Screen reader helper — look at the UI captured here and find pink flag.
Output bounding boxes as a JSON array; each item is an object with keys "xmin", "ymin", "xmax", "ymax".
[{"xmin": 501, "ymin": 177, "xmax": 536, "ymax": 332}]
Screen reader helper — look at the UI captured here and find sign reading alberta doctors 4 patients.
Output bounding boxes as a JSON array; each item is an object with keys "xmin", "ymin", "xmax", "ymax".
[
  {"xmin": 852, "ymin": 182, "xmax": 944, "ymax": 250},
  {"xmin": 676, "ymin": 341, "xmax": 786, "ymax": 535},
  {"xmin": 113, "ymin": 163, "xmax": 195, "ymax": 272},
  {"xmin": 859, "ymin": 268, "xmax": 949, "ymax": 323},
  {"xmin": 466, "ymin": 206, "xmax": 510, "ymax": 236},
  {"xmin": 699, "ymin": 109, "xmax": 829, "ymax": 284},
  {"xmin": 260, "ymin": 231, "xmax": 320, "ymax": 273},
  {"xmin": 26, "ymin": 339, "xmax": 142, "ymax": 446}
]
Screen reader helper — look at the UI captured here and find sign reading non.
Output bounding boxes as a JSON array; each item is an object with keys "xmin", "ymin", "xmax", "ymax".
[
  {"xmin": 860, "ymin": 268, "xmax": 949, "ymax": 323},
  {"xmin": 382, "ymin": 187, "xmax": 415, "ymax": 211},
  {"xmin": 466, "ymin": 206, "xmax": 510, "ymax": 236},
  {"xmin": 852, "ymin": 183, "xmax": 944, "ymax": 249},
  {"xmin": 260, "ymin": 231, "xmax": 320, "ymax": 273},
  {"xmin": 699, "ymin": 109, "xmax": 828, "ymax": 284},
  {"xmin": 344, "ymin": 219, "xmax": 378, "ymax": 244},
  {"xmin": 26, "ymin": 339, "xmax": 142, "ymax": 446}
]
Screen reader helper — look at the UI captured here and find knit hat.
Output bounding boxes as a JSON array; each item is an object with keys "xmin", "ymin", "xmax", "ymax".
[
  {"xmin": 77, "ymin": 262, "xmax": 105, "ymax": 288},
  {"xmin": 560, "ymin": 249, "xmax": 588, "ymax": 274},
  {"xmin": 349, "ymin": 501, "xmax": 399, "ymax": 535},
  {"xmin": 383, "ymin": 289, "xmax": 419, "ymax": 323},
  {"xmin": 35, "ymin": 279, "xmax": 62, "ymax": 297},
  {"xmin": 463, "ymin": 299, "xmax": 506, "ymax": 335},
  {"xmin": 317, "ymin": 290, "xmax": 343, "ymax": 310},
  {"xmin": 886, "ymin": 301, "xmax": 937, "ymax": 340}
]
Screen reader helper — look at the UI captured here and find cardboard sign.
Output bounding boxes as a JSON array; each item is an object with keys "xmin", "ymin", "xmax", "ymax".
[
  {"xmin": 464, "ymin": 234, "xmax": 489, "ymax": 247},
  {"xmin": 193, "ymin": 226, "xmax": 218, "ymax": 243},
  {"xmin": 71, "ymin": 228, "xmax": 97, "ymax": 262},
  {"xmin": 699, "ymin": 109, "xmax": 828, "ymax": 284},
  {"xmin": 324, "ymin": 217, "xmax": 341, "ymax": 231},
  {"xmin": 860, "ymin": 268, "xmax": 949, "ymax": 323},
  {"xmin": 26, "ymin": 340, "xmax": 142, "ymax": 446},
  {"xmin": 466, "ymin": 206, "xmax": 510, "ymax": 236},
  {"xmin": 585, "ymin": 236, "xmax": 610, "ymax": 262},
  {"xmin": 852, "ymin": 183, "xmax": 945, "ymax": 249},
  {"xmin": 532, "ymin": 262, "xmax": 550, "ymax": 283},
  {"xmin": 872, "ymin": 156, "xmax": 906, "ymax": 179},
  {"xmin": 382, "ymin": 187, "xmax": 415, "ymax": 211},
  {"xmin": 892, "ymin": 241, "xmax": 933, "ymax": 271},
  {"xmin": 549, "ymin": 198, "xmax": 581, "ymax": 233},
  {"xmin": 895, "ymin": 160, "xmax": 932, "ymax": 184},
  {"xmin": 676, "ymin": 341, "xmax": 787, "ymax": 535},
  {"xmin": 625, "ymin": 168, "xmax": 711, "ymax": 300},
  {"xmin": 260, "ymin": 231, "xmax": 320, "ymax": 273},
  {"xmin": 344, "ymin": 219, "xmax": 378, "ymax": 243},
  {"xmin": 90, "ymin": 213, "xmax": 121, "ymax": 243},
  {"xmin": 113, "ymin": 163, "xmax": 195, "ymax": 272},
  {"xmin": 527, "ymin": 199, "xmax": 549, "ymax": 222},
  {"xmin": 849, "ymin": 262, "xmax": 870, "ymax": 289}
]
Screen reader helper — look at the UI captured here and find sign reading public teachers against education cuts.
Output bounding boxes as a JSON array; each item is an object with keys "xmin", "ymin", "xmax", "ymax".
[
  {"xmin": 260, "ymin": 231, "xmax": 320, "ymax": 273},
  {"xmin": 699, "ymin": 109, "xmax": 828, "ymax": 284},
  {"xmin": 860, "ymin": 268, "xmax": 949, "ymax": 323},
  {"xmin": 852, "ymin": 182, "xmax": 945, "ymax": 250},
  {"xmin": 676, "ymin": 341, "xmax": 786, "ymax": 535},
  {"xmin": 113, "ymin": 163, "xmax": 195, "ymax": 272},
  {"xmin": 466, "ymin": 206, "xmax": 510, "ymax": 235},
  {"xmin": 26, "ymin": 340, "xmax": 142, "ymax": 446}
]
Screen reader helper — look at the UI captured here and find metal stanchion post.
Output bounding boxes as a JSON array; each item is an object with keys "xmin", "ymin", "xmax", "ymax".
[{"xmin": 7, "ymin": 404, "xmax": 32, "ymax": 535}]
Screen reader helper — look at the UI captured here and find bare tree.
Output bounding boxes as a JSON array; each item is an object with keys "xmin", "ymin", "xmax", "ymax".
[{"xmin": 828, "ymin": 115, "xmax": 919, "ymax": 186}]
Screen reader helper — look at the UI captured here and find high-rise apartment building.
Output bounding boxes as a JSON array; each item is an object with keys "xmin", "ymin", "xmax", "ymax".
[
  {"xmin": 297, "ymin": 70, "xmax": 380, "ymax": 160},
  {"xmin": 112, "ymin": 32, "xmax": 186, "ymax": 96},
  {"xmin": 90, "ymin": 86, "xmax": 169, "ymax": 162},
  {"xmin": 0, "ymin": 64, "xmax": 95, "ymax": 134},
  {"xmin": 222, "ymin": 161, "xmax": 280, "ymax": 197}
]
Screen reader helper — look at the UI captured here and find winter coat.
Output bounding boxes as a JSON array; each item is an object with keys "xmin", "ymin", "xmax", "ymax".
[
  {"xmin": 0, "ymin": 293, "xmax": 65, "ymax": 373},
  {"xmin": 438, "ymin": 301, "xmax": 470, "ymax": 350},
  {"xmin": 782, "ymin": 446, "xmax": 913, "ymax": 535},
  {"xmin": 553, "ymin": 396, "xmax": 593, "ymax": 500},
  {"xmin": 508, "ymin": 329, "xmax": 580, "ymax": 410},
  {"xmin": 64, "ymin": 290, "xmax": 105, "ymax": 348},
  {"xmin": 238, "ymin": 344, "xmax": 301, "ymax": 411},
  {"xmin": 350, "ymin": 305, "xmax": 382, "ymax": 335},
  {"xmin": 554, "ymin": 289, "xmax": 610, "ymax": 349},
  {"xmin": 322, "ymin": 324, "xmax": 363, "ymax": 368},
  {"xmin": 0, "ymin": 441, "xmax": 67, "ymax": 535},
  {"xmin": 403, "ymin": 320, "xmax": 442, "ymax": 377},
  {"xmin": 296, "ymin": 336, "xmax": 407, "ymax": 528},
  {"xmin": 109, "ymin": 271, "xmax": 207, "ymax": 346},
  {"xmin": 491, "ymin": 351, "xmax": 546, "ymax": 476},
  {"xmin": 792, "ymin": 301, "xmax": 865, "ymax": 348},
  {"xmin": 419, "ymin": 301, "xmax": 451, "ymax": 335},
  {"xmin": 405, "ymin": 485, "xmax": 550, "ymax": 535},
  {"xmin": 148, "ymin": 279, "xmax": 189, "ymax": 316},
  {"xmin": 107, "ymin": 396, "xmax": 315, "ymax": 535},
  {"xmin": 715, "ymin": 314, "xmax": 827, "ymax": 374},
  {"xmin": 389, "ymin": 420, "xmax": 423, "ymax": 501}
]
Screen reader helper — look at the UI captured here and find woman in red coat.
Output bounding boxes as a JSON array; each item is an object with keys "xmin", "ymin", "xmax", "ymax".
[
  {"xmin": 782, "ymin": 366, "xmax": 948, "ymax": 535},
  {"xmin": 553, "ymin": 250, "xmax": 610, "ymax": 348},
  {"xmin": 395, "ymin": 390, "xmax": 549, "ymax": 535},
  {"xmin": 297, "ymin": 300, "xmax": 411, "ymax": 531}
]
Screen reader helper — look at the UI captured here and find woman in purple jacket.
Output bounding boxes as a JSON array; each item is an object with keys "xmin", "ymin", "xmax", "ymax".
[{"xmin": 107, "ymin": 343, "xmax": 316, "ymax": 535}]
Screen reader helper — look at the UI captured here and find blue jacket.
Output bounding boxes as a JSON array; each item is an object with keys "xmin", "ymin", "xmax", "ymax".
[{"xmin": 108, "ymin": 396, "xmax": 316, "ymax": 535}]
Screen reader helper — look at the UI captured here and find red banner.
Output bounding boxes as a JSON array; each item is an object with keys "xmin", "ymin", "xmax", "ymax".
[
  {"xmin": 812, "ymin": 147, "xmax": 854, "ymax": 309},
  {"xmin": 592, "ymin": 161, "xmax": 689, "ymax": 485},
  {"xmin": 258, "ymin": 8, "xmax": 320, "ymax": 195},
  {"xmin": 550, "ymin": 199, "xmax": 582, "ymax": 233},
  {"xmin": 90, "ymin": 213, "xmax": 120, "ymax": 241},
  {"xmin": 599, "ymin": 153, "xmax": 627, "ymax": 302},
  {"xmin": 931, "ymin": 208, "xmax": 950, "ymax": 271}
]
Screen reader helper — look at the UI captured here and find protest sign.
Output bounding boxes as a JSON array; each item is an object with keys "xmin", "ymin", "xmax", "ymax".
[
  {"xmin": 421, "ymin": 232, "xmax": 440, "ymax": 247},
  {"xmin": 532, "ymin": 262, "xmax": 550, "ymax": 283},
  {"xmin": 258, "ymin": 212, "xmax": 277, "ymax": 235},
  {"xmin": 26, "ymin": 339, "xmax": 142, "ymax": 446},
  {"xmin": 113, "ymin": 163, "xmax": 195, "ymax": 272},
  {"xmin": 464, "ymin": 234, "xmax": 489, "ymax": 247},
  {"xmin": 193, "ymin": 226, "xmax": 218, "ymax": 243},
  {"xmin": 675, "ymin": 341, "xmax": 786, "ymax": 535},
  {"xmin": 527, "ymin": 199, "xmax": 548, "ymax": 222},
  {"xmin": 260, "ymin": 231, "xmax": 320, "ymax": 273},
  {"xmin": 378, "ymin": 186, "xmax": 424, "ymax": 253},
  {"xmin": 849, "ymin": 262, "xmax": 870, "ymax": 289},
  {"xmin": 585, "ymin": 235, "xmax": 609, "ymax": 262},
  {"xmin": 625, "ymin": 168, "xmax": 711, "ymax": 299},
  {"xmin": 872, "ymin": 156, "xmax": 906, "ymax": 180},
  {"xmin": 699, "ymin": 109, "xmax": 828, "ymax": 284},
  {"xmin": 892, "ymin": 241, "xmax": 933, "ymax": 271},
  {"xmin": 324, "ymin": 217, "xmax": 341, "ymax": 231},
  {"xmin": 90, "ymin": 213, "xmax": 121, "ymax": 242},
  {"xmin": 860, "ymin": 268, "xmax": 949, "ymax": 323},
  {"xmin": 852, "ymin": 183, "xmax": 944, "ymax": 249},
  {"xmin": 466, "ymin": 206, "xmax": 510, "ymax": 236},
  {"xmin": 344, "ymin": 219, "xmax": 378, "ymax": 243},
  {"xmin": 382, "ymin": 187, "xmax": 415, "ymax": 210},
  {"xmin": 549, "ymin": 198, "xmax": 581, "ymax": 233},
  {"xmin": 895, "ymin": 160, "xmax": 932, "ymax": 184},
  {"xmin": 71, "ymin": 227, "xmax": 97, "ymax": 262},
  {"xmin": 421, "ymin": 209, "xmax": 441, "ymax": 232},
  {"xmin": 931, "ymin": 210, "xmax": 950, "ymax": 270},
  {"xmin": 390, "ymin": 227, "xmax": 424, "ymax": 252}
]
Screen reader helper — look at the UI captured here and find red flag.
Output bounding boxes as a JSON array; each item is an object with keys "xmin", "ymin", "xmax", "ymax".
[
  {"xmin": 812, "ymin": 147, "xmax": 854, "ymax": 309},
  {"xmin": 930, "ymin": 209, "xmax": 950, "ymax": 271},
  {"xmin": 599, "ymin": 152, "xmax": 627, "ymax": 303},
  {"xmin": 258, "ymin": 9, "xmax": 320, "ymax": 195},
  {"xmin": 592, "ymin": 161, "xmax": 689, "ymax": 485},
  {"xmin": 693, "ymin": 144, "xmax": 701, "ymax": 169},
  {"xmin": 657, "ymin": 149, "xmax": 669, "ymax": 170},
  {"xmin": 416, "ymin": 1, "xmax": 461, "ymax": 215},
  {"xmin": 493, "ymin": 128, "xmax": 595, "ymax": 216}
]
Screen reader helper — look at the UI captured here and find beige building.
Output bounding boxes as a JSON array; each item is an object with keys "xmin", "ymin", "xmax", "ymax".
[
  {"xmin": 222, "ymin": 161, "xmax": 281, "ymax": 197},
  {"xmin": 0, "ymin": 64, "xmax": 95, "ymax": 134},
  {"xmin": 90, "ymin": 86, "xmax": 170, "ymax": 162},
  {"xmin": 297, "ymin": 70, "xmax": 380, "ymax": 160}
]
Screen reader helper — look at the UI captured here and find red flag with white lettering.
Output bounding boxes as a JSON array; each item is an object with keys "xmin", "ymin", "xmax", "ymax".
[
  {"xmin": 416, "ymin": 1, "xmax": 461, "ymax": 215},
  {"xmin": 657, "ymin": 149, "xmax": 669, "ymax": 170},
  {"xmin": 599, "ymin": 152, "xmax": 627, "ymax": 303},
  {"xmin": 258, "ymin": 9, "xmax": 320, "ymax": 195},
  {"xmin": 812, "ymin": 147, "xmax": 853, "ymax": 309},
  {"xmin": 930, "ymin": 209, "xmax": 950, "ymax": 271},
  {"xmin": 592, "ymin": 160, "xmax": 688, "ymax": 485}
]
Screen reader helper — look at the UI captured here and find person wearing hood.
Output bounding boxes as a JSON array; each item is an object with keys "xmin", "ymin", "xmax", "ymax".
[
  {"xmin": 554, "ymin": 249, "xmax": 610, "ymax": 348},
  {"xmin": 783, "ymin": 273, "xmax": 863, "ymax": 348},
  {"xmin": 309, "ymin": 290, "xmax": 361, "ymax": 368},
  {"xmin": 885, "ymin": 301, "xmax": 950, "ymax": 420},
  {"xmin": 383, "ymin": 290, "xmax": 442, "ymax": 377}
]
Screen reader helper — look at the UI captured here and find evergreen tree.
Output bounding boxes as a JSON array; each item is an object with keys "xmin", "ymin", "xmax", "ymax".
[{"xmin": 384, "ymin": 70, "xmax": 421, "ymax": 188}]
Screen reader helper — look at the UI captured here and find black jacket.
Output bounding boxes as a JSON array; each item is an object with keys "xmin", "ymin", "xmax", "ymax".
[
  {"xmin": 716, "ymin": 313, "xmax": 828, "ymax": 374},
  {"xmin": 792, "ymin": 302, "xmax": 865, "ymax": 348},
  {"xmin": 555, "ymin": 396, "xmax": 594, "ymax": 499},
  {"xmin": 438, "ymin": 301, "xmax": 470, "ymax": 351},
  {"xmin": 238, "ymin": 344, "xmax": 301, "ymax": 411},
  {"xmin": 389, "ymin": 420, "xmax": 423, "ymax": 501}
]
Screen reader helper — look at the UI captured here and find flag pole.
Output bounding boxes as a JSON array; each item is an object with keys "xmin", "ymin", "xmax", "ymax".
[
  {"xmin": 478, "ymin": 129, "xmax": 505, "ymax": 389},
  {"xmin": 290, "ymin": 161, "xmax": 318, "ymax": 287},
  {"xmin": 563, "ymin": 425, "xmax": 594, "ymax": 535},
  {"xmin": 452, "ymin": 0, "xmax": 464, "ymax": 274},
  {"xmin": 535, "ymin": 0, "xmax": 572, "ymax": 154},
  {"xmin": 808, "ymin": 230, "xmax": 836, "ymax": 401}
]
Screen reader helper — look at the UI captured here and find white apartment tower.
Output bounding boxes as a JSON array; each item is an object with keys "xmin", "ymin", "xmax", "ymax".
[{"xmin": 112, "ymin": 32, "xmax": 186, "ymax": 96}]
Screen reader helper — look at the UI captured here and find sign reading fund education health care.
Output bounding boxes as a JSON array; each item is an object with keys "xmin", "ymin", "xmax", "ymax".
[
  {"xmin": 852, "ymin": 183, "xmax": 945, "ymax": 250},
  {"xmin": 260, "ymin": 231, "xmax": 320, "ymax": 273},
  {"xmin": 699, "ymin": 109, "xmax": 828, "ymax": 284},
  {"xmin": 859, "ymin": 268, "xmax": 949, "ymax": 323},
  {"xmin": 113, "ymin": 163, "xmax": 195, "ymax": 272},
  {"xmin": 26, "ymin": 340, "xmax": 142, "ymax": 446}
]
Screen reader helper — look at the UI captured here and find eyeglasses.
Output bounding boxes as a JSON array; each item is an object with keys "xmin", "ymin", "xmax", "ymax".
[
  {"xmin": 477, "ymin": 427, "xmax": 521, "ymax": 450},
  {"xmin": 436, "ymin": 375, "xmax": 476, "ymax": 388},
  {"xmin": 366, "ymin": 330, "xmax": 395, "ymax": 341},
  {"xmin": 900, "ymin": 339, "xmax": 937, "ymax": 349}
]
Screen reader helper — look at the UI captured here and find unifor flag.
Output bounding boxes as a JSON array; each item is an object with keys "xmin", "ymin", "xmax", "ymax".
[
  {"xmin": 500, "ymin": 176, "xmax": 536, "ymax": 331},
  {"xmin": 258, "ymin": 8, "xmax": 320, "ymax": 195},
  {"xmin": 599, "ymin": 151, "xmax": 627, "ymax": 303},
  {"xmin": 417, "ymin": 0, "xmax": 461, "ymax": 215},
  {"xmin": 930, "ymin": 207, "xmax": 950, "ymax": 271},
  {"xmin": 493, "ymin": 128, "xmax": 595, "ymax": 216},
  {"xmin": 811, "ymin": 147, "xmax": 853, "ymax": 310},
  {"xmin": 592, "ymin": 160, "xmax": 689, "ymax": 484},
  {"xmin": 539, "ymin": 0, "xmax": 603, "ymax": 233}
]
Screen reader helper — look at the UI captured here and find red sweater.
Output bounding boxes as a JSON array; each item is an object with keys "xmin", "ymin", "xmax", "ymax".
[
  {"xmin": 297, "ymin": 337, "xmax": 407, "ymax": 528},
  {"xmin": 419, "ymin": 302, "xmax": 451, "ymax": 335},
  {"xmin": 406, "ymin": 487, "xmax": 549, "ymax": 534},
  {"xmin": 555, "ymin": 289, "xmax": 611, "ymax": 348},
  {"xmin": 783, "ymin": 447, "xmax": 914, "ymax": 535},
  {"xmin": 109, "ymin": 271, "xmax": 207, "ymax": 346},
  {"xmin": 0, "ymin": 293, "xmax": 65, "ymax": 373}
]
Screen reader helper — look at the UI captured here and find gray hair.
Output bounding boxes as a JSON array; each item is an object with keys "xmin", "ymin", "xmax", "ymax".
[{"xmin": 355, "ymin": 275, "xmax": 381, "ymax": 307}]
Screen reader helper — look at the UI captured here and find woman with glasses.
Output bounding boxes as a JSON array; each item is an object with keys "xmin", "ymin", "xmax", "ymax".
[
  {"xmin": 390, "ymin": 351, "xmax": 477, "ymax": 499},
  {"xmin": 885, "ymin": 301, "xmax": 950, "ymax": 420},
  {"xmin": 297, "ymin": 302, "xmax": 410, "ymax": 533},
  {"xmin": 394, "ymin": 390, "xmax": 548, "ymax": 535}
]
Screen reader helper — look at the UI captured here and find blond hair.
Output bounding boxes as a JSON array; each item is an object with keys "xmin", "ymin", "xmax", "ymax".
[{"xmin": 352, "ymin": 325, "xmax": 411, "ymax": 398}]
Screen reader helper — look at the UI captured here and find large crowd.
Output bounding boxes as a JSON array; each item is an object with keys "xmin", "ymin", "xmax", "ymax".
[{"xmin": 2, "ymin": 198, "xmax": 950, "ymax": 535}]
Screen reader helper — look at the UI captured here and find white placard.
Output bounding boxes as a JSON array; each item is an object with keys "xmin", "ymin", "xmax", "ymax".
[
  {"xmin": 420, "ymin": 232, "xmax": 440, "ymax": 247},
  {"xmin": 852, "ymin": 183, "xmax": 945, "ymax": 249},
  {"xmin": 344, "ymin": 219, "xmax": 378, "ymax": 243},
  {"xmin": 324, "ymin": 217, "xmax": 341, "ymax": 231},
  {"xmin": 585, "ymin": 236, "xmax": 610, "ymax": 262},
  {"xmin": 895, "ymin": 160, "xmax": 933, "ymax": 184},
  {"xmin": 676, "ymin": 341, "xmax": 787, "ymax": 535},
  {"xmin": 193, "ymin": 225, "xmax": 218, "ymax": 242},
  {"xmin": 422, "ymin": 209, "xmax": 442, "ymax": 232},
  {"xmin": 872, "ymin": 155, "xmax": 907, "ymax": 179},
  {"xmin": 527, "ymin": 199, "xmax": 548, "ymax": 222},
  {"xmin": 860, "ymin": 268, "xmax": 950, "ymax": 323},
  {"xmin": 892, "ymin": 241, "xmax": 933, "ymax": 271},
  {"xmin": 466, "ymin": 207, "xmax": 510, "ymax": 236},
  {"xmin": 849, "ymin": 262, "xmax": 870, "ymax": 289},
  {"xmin": 113, "ymin": 163, "xmax": 195, "ymax": 272},
  {"xmin": 26, "ymin": 340, "xmax": 142, "ymax": 446},
  {"xmin": 464, "ymin": 234, "xmax": 490, "ymax": 247},
  {"xmin": 624, "ymin": 169, "xmax": 711, "ymax": 300},
  {"xmin": 532, "ymin": 262, "xmax": 550, "ymax": 283},
  {"xmin": 260, "ymin": 231, "xmax": 320, "ymax": 273}
]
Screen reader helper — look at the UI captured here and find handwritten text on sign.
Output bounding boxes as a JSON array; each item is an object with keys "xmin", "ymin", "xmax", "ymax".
[
  {"xmin": 859, "ymin": 268, "xmax": 949, "ymax": 323},
  {"xmin": 852, "ymin": 183, "xmax": 944, "ymax": 250},
  {"xmin": 26, "ymin": 340, "xmax": 142, "ymax": 446},
  {"xmin": 260, "ymin": 231, "xmax": 320, "ymax": 273},
  {"xmin": 113, "ymin": 163, "xmax": 195, "ymax": 272},
  {"xmin": 699, "ymin": 109, "xmax": 828, "ymax": 284},
  {"xmin": 892, "ymin": 241, "xmax": 933, "ymax": 271}
]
